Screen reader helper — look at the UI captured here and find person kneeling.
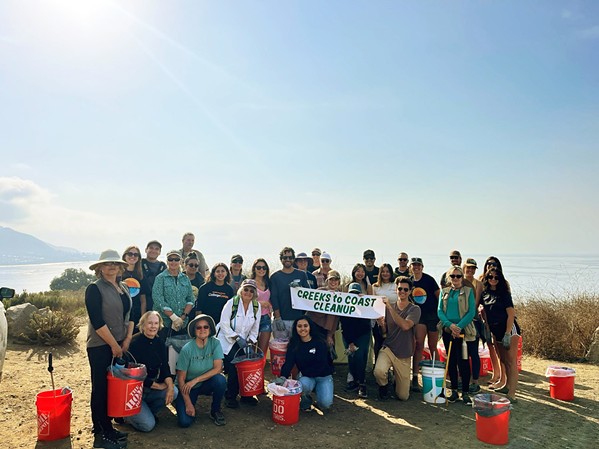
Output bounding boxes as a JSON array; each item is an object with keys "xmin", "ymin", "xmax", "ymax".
[
  {"xmin": 279, "ymin": 315, "xmax": 334, "ymax": 412},
  {"xmin": 373, "ymin": 276, "xmax": 421, "ymax": 401},
  {"xmin": 174, "ymin": 315, "xmax": 227, "ymax": 427}
]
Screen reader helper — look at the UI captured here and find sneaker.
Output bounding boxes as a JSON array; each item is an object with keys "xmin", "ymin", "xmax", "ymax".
[
  {"xmin": 448, "ymin": 391, "xmax": 459, "ymax": 403},
  {"xmin": 240, "ymin": 396, "xmax": 259, "ymax": 406},
  {"xmin": 469, "ymin": 383, "xmax": 481, "ymax": 394},
  {"xmin": 345, "ymin": 380, "xmax": 359, "ymax": 392},
  {"xmin": 378, "ymin": 385, "xmax": 389, "ymax": 401},
  {"xmin": 113, "ymin": 417, "xmax": 125, "ymax": 425},
  {"xmin": 462, "ymin": 393, "xmax": 472, "ymax": 405},
  {"xmin": 496, "ymin": 386, "xmax": 509, "ymax": 395},
  {"xmin": 93, "ymin": 433, "xmax": 127, "ymax": 449},
  {"xmin": 107, "ymin": 429, "xmax": 128, "ymax": 442},
  {"xmin": 210, "ymin": 410, "xmax": 226, "ymax": 426},
  {"xmin": 225, "ymin": 398, "xmax": 240, "ymax": 409},
  {"xmin": 300, "ymin": 394, "xmax": 313, "ymax": 411},
  {"xmin": 411, "ymin": 380, "xmax": 422, "ymax": 393},
  {"xmin": 358, "ymin": 384, "xmax": 368, "ymax": 399}
]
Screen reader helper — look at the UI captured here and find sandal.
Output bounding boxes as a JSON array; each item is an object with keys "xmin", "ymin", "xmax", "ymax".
[{"xmin": 495, "ymin": 386, "xmax": 509, "ymax": 394}]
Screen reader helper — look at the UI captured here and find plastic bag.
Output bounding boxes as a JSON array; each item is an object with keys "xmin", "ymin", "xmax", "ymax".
[
  {"xmin": 165, "ymin": 335, "xmax": 192, "ymax": 353},
  {"xmin": 472, "ymin": 393, "xmax": 511, "ymax": 417},
  {"xmin": 108, "ymin": 363, "xmax": 147, "ymax": 381},
  {"xmin": 545, "ymin": 366, "xmax": 576, "ymax": 377},
  {"xmin": 267, "ymin": 379, "xmax": 302, "ymax": 396}
]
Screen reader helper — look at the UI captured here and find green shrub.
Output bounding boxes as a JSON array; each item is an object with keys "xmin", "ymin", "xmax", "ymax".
[
  {"xmin": 19, "ymin": 311, "xmax": 80, "ymax": 346},
  {"xmin": 50, "ymin": 268, "xmax": 95, "ymax": 291},
  {"xmin": 3, "ymin": 290, "xmax": 86, "ymax": 316},
  {"xmin": 516, "ymin": 293, "xmax": 599, "ymax": 362}
]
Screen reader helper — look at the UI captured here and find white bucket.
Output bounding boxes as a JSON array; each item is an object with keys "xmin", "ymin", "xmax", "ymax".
[{"xmin": 421, "ymin": 361, "xmax": 446, "ymax": 404}]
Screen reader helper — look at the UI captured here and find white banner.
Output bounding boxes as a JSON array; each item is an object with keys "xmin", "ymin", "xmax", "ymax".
[{"xmin": 290, "ymin": 287, "xmax": 386, "ymax": 319}]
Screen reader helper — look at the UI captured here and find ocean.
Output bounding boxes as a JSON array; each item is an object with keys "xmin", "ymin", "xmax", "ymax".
[{"xmin": 1, "ymin": 253, "xmax": 598, "ymax": 299}]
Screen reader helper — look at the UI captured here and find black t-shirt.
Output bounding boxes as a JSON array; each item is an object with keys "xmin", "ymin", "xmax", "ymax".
[
  {"xmin": 281, "ymin": 338, "xmax": 333, "ymax": 378},
  {"xmin": 412, "ymin": 273, "xmax": 440, "ymax": 319},
  {"xmin": 394, "ymin": 268, "xmax": 410, "ymax": 278},
  {"xmin": 481, "ymin": 290, "xmax": 514, "ymax": 326},
  {"xmin": 142, "ymin": 259, "xmax": 167, "ymax": 310},
  {"xmin": 196, "ymin": 281, "xmax": 234, "ymax": 325},
  {"xmin": 128, "ymin": 333, "xmax": 172, "ymax": 387},
  {"xmin": 365, "ymin": 266, "xmax": 379, "ymax": 286},
  {"xmin": 121, "ymin": 270, "xmax": 150, "ymax": 324}
]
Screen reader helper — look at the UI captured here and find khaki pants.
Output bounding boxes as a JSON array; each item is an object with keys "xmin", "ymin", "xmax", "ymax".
[{"xmin": 373, "ymin": 346, "xmax": 411, "ymax": 401}]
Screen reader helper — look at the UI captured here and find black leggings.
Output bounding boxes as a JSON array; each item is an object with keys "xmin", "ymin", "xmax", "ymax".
[
  {"xmin": 87, "ymin": 344, "xmax": 118, "ymax": 434},
  {"xmin": 442, "ymin": 333, "xmax": 473, "ymax": 393}
]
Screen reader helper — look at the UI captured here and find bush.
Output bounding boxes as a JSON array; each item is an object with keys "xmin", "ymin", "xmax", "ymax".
[
  {"xmin": 2, "ymin": 290, "xmax": 86, "ymax": 316},
  {"xmin": 516, "ymin": 293, "xmax": 599, "ymax": 362},
  {"xmin": 50, "ymin": 268, "xmax": 95, "ymax": 291},
  {"xmin": 19, "ymin": 310, "xmax": 80, "ymax": 345}
]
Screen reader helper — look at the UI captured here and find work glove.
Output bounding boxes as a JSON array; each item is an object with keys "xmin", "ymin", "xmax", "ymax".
[
  {"xmin": 289, "ymin": 281, "xmax": 300, "ymax": 288},
  {"xmin": 274, "ymin": 376, "xmax": 287, "ymax": 386},
  {"xmin": 502, "ymin": 333, "xmax": 512, "ymax": 349},
  {"xmin": 170, "ymin": 313, "xmax": 183, "ymax": 331},
  {"xmin": 236, "ymin": 336, "xmax": 248, "ymax": 349},
  {"xmin": 273, "ymin": 318, "xmax": 287, "ymax": 332}
]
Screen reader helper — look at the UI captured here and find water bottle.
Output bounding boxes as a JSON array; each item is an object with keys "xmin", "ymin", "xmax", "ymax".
[
  {"xmin": 114, "ymin": 357, "xmax": 126, "ymax": 369},
  {"xmin": 462, "ymin": 339, "xmax": 468, "ymax": 360}
]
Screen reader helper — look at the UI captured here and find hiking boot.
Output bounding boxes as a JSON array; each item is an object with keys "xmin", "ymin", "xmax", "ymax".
[
  {"xmin": 107, "ymin": 429, "xmax": 128, "ymax": 442},
  {"xmin": 300, "ymin": 394, "xmax": 313, "ymax": 411},
  {"xmin": 240, "ymin": 396, "xmax": 259, "ymax": 406},
  {"xmin": 345, "ymin": 380, "xmax": 359, "ymax": 392},
  {"xmin": 358, "ymin": 384, "xmax": 368, "ymax": 399},
  {"xmin": 225, "ymin": 398, "xmax": 240, "ymax": 409},
  {"xmin": 210, "ymin": 410, "xmax": 226, "ymax": 426},
  {"xmin": 93, "ymin": 432, "xmax": 127, "ymax": 449},
  {"xmin": 469, "ymin": 383, "xmax": 481, "ymax": 394},
  {"xmin": 378, "ymin": 385, "xmax": 389, "ymax": 401},
  {"xmin": 411, "ymin": 379, "xmax": 421, "ymax": 393},
  {"xmin": 462, "ymin": 392, "xmax": 472, "ymax": 405},
  {"xmin": 448, "ymin": 391, "xmax": 459, "ymax": 403}
]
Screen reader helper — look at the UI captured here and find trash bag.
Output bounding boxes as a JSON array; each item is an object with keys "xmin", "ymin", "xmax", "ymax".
[
  {"xmin": 545, "ymin": 366, "xmax": 576, "ymax": 377},
  {"xmin": 166, "ymin": 335, "xmax": 192, "ymax": 353},
  {"xmin": 473, "ymin": 393, "xmax": 511, "ymax": 417},
  {"xmin": 267, "ymin": 379, "xmax": 302, "ymax": 396},
  {"xmin": 108, "ymin": 363, "xmax": 147, "ymax": 381},
  {"xmin": 231, "ymin": 347, "xmax": 264, "ymax": 364}
]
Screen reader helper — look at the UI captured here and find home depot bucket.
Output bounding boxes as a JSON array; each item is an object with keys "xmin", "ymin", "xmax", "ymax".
[
  {"xmin": 517, "ymin": 336, "xmax": 523, "ymax": 372},
  {"xmin": 36, "ymin": 388, "xmax": 73, "ymax": 441},
  {"xmin": 546, "ymin": 366, "xmax": 575, "ymax": 401},
  {"xmin": 107, "ymin": 364, "xmax": 146, "ymax": 417},
  {"xmin": 473, "ymin": 394, "xmax": 511, "ymax": 445},
  {"xmin": 420, "ymin": 360, "xmax": 446, "ymax": 404},
  {"xmin": 232, "ymin": 349, "xmax": 265, "ymax": 397},
  {"xmin": 272, "ymin": 393, "xmax": 301, "ymax": 425},
  {"xmin": 269, "ymin": 339, "xmax": 288, "ymax": 376}
]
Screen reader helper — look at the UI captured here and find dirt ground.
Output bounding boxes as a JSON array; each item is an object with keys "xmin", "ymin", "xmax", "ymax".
[{"xmin": 1, "ymin": 325, "xmax": 598, "ymax": 449}]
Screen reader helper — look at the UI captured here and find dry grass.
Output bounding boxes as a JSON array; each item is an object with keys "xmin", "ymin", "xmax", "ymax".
[
  {"xmin": 516, "ymin": 293, "xmax": 599, "ymax": 362},
  {"xmin": 2, "ymin": 289, "xmax": 86, "ymax": 316}
]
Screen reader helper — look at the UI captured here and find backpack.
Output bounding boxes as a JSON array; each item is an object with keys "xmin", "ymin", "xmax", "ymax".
[{"xmin": 230, "ymin": 295, "xmax": 259, "ymax": 322}]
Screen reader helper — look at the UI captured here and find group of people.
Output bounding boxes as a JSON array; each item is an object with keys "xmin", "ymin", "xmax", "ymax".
[{"xmin": 85, "ymin": 233, "xmax": 520, "ymax": 449}]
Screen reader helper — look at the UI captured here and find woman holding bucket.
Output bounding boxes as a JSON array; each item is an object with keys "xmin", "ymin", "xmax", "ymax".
[
  {"xmin": 279, "ymin": 315, "xmax": 334, "ymax": 412},
  {"xmin": 437, "ymin": 265, "xmax": 476, "ymax": 405},
  {"xmin": 481, "ymin": 267, "xmax": 520, "ymax": 403},
  {"xmin": 85, "ymin": 250, "xmax": 134, "ymax": 449},
  {"xmin": 218, "ymin": 279, "xmax": 261, "ymax": 409},
  {"xmin": 125, "ymin": 311, "xmax": 178, "ymax": 432},
  {"xmin": 174, "ymin": 314, "xmax": 227, "ymax": 427}
]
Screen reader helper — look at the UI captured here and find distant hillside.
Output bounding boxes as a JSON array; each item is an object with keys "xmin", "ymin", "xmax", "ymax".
[{"xmin": 0, "ymin": 226, "xmax": 96, "ymax": 265}]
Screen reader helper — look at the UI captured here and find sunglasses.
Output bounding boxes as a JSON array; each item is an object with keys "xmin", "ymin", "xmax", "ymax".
[
  {"xmin": 168, "ymin": 258, "xmax": 181, "ymax": 262},
  {"xmin": 449, "ymin": 274, "xmax": 463, "ymax": 279},
  {"xmin": 321, "ymin": 259, "xmax": 331, "ymax": 263},
  {"xmin": 487, "ymin": 275, "xmax": 500, "ymax": 281},
  {"xmin": 187, "ymin": 263, "xmax": 199, "ymax": 268},
  {"xmin": 103, "ymin": 262, "xmax": 120, "ymax": 267},
  {"xmin": 312, "ymin": 253, "xmax": 320, "ymax": 256},
  {"xmin": 255, "ymin": 265, "xmax": 267, "ymax": 270},
  {"xmin": 364, "ymin": 257, "xmax": 375, "ymax": 260},
  {"xmin": 397, "ymin": 287, "xmax": 410, "ymax": 292},
  {"xmin": 195, "ymin": 325, "xmax": 210, "ymax": 330},
  {"xmin": 125, "ymin": 252, "xmax": 140, "ymax": 258},
  {"xmin": 242, "ymin": 287, "xmax": 256, "ymax": 293},
  {"xmin": 281, "ymin": 256, "xmax": 295, "ymax": 261},
  {"xmin": 232, "ymin": 260, "xmax": 243, "ymax": 264},
  {"xmin": 450, "ymin": 256, "xmax": 460, "ymax": 260},
  {"xmin": 487, "ymin": 262, "xmax": 498, "ymax": 267},
  {"xmin": 398, "ymin": 258, "xmax": 408, "ymax": 262}
]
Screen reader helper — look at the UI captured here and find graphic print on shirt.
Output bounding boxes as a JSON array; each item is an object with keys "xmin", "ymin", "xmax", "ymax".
[
  {"xmin": 208, "ymin": 291, "xmax": 229, "ymax": 300},
  {"xmin": 413, "ymin": 287, "xmax": 427, "ymax": 305},
  {"xmin": 123, "ymin": 277, "xmax": 141, "ymax": 298},
  {"xmin": 309, "ymin": 347, "xmax": 316, "ymax": 354}
]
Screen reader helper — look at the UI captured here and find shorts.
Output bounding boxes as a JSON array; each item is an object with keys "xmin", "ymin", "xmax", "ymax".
[
  {"xmin": 418, "ymin": 317, "xmax": 440, "ymax": 332},
  {"xmin": 259, "ymin": 314, "xmax": 272, "ymax": 332},
  {"xmin": 489, "ymin": 320, "xmax": 521, "ymax": 340}
]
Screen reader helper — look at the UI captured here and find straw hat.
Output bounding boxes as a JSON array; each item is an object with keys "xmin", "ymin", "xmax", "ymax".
[
  {"xmin": 89, "ymin": 249, "xmax": 128, "ymax": 271},
  {"xmin": 187, "ymin": 314, "xmax": 217, "ymax": 338}
]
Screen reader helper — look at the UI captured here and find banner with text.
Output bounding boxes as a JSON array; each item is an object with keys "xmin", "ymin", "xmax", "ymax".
[{"xmin": 290, "ymin": 287, "xmax": 386, "ymax": 319}]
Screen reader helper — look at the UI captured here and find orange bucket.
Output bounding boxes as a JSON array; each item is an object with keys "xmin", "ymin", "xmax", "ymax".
[
  {"xmin": 272, "ymin": 393, "xmax": 301, "ymax": 425},
  {"xmin": 36, "ymin": 388, "xmax": 73, "ymax": 441},
  {"xmin": 517, "ymin": 336, "xmax": 523, "ymax": 372},
  {"xmin": 107, "ymin": 365, "xmax": 144, "ymax": 417},
  {"xmin": 476, "ymin": 410, "xmax": 510, "ymax": 445},
  {"xmin": 269, "ymin": 340, "xmax": 288, "ymax": 376},
  {"xmin": 235, "ymin": 355, "xmax": 266, "ymax": 396},
  {"xmin": 546, "ymin": 366, "xmax": 575, "ymax": 401}
]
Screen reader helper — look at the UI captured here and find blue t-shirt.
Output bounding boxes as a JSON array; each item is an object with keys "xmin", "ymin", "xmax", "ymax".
[{"xmin": 176, "ymin": 337, "xmax": 224, "ymax": 389}]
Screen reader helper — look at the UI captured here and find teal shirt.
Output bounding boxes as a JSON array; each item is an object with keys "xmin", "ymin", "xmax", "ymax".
[
  {"xmin": 152, "ymin": 270, "xmax": 195, "ymax": 327},
  {"xmin": 438, "ymin": 288, "xmax": 475, "ymax": 330},
  {"xmin": 176, "ymin": 337, "xmax": 224, "ymax": 389}
]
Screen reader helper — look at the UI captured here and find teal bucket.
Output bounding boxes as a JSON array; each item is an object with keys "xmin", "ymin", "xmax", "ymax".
[{"xmin": 420, "ymin": 360, "xmax": 446, "ymax": 404}]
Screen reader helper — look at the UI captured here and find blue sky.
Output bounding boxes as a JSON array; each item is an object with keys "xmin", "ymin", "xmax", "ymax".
[{"xmin": 0, "ymin": 1, "xmax": 598, "ymax": 262}]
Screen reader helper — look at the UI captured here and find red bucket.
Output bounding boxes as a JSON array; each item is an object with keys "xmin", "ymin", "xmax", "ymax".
[
  {"xmin": 272, "ymin": 393, "xmax": 301, "ymax": 425},
  {"xmin": 107, "ymin": 366, "xmax": 144, "ymax": 417},
  {"xmin": 549, "ymin": 376, "xmax": 575, "ymax": 401},
  {"xmin": 269, "ymin": 340, "xmax": 288, "ymax": 376},
  {"xmin": 517, "ymin": 336, "xmax": 523, "ymax": 372},
  {"xmin": 36, "ymin": 388, "xmax": 73, "ymax": 441},
  {"xmin": 476, "ymin": 410, "xmax": 510, "ymax": 445},
  {"xmin": 235, "ymin": 356, "xmax": 266, "ymax": 397}
]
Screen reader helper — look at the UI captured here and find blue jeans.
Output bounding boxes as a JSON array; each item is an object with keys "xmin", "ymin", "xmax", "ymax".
[
  {"xmin": 299, "ymin": 375, "xmax": 334, "ymax": 410},
  {"xmin": 124, "ymin": 386, "xmax": 179, "ymax": 432},
  {"xmin": 174, "ymin": 374, "xmax": 226, "ymax": 428},
  {"xmin": 342, "ymin": 331, "xmax": 371, "ymax": 384}
]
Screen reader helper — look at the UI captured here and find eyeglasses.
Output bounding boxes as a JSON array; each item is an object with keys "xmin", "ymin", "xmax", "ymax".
[
  {"xmin": 232, "ymin": 260, "xmax": 243, "ymax": 264},
  {"xmin": 449, "ymin": 274, "xmax": 463, "ymax": 279},
  {"xmin": 125, "ymin": 252, "xmax": 140, "ymax": 258},
  {"xmin": 187, "ymin": 263, "xmax": 199, "ymax": 268},
  {"xmin": 255, "ymin": 265, "xmax": 267, "ymax": 270},
  {"xmin": 195, "ymin": 325, "xmax": 210, "ymax": 330},
  {"xmin": 321, "ymin": 259, "xmax": 331, "ymax": 263},
  {"xmin": 398, "ymin": 258, "xmax": 408, "ymax": 262},
  {"xmin": 487, "ymin": 275, "xmax": 499, "ymax": 281},
  {"xmin": 168, "ymin": 258, "xmax": 181, "ymax": 262},
  {"xmin": 450, "ymin": 256, "xmax": 460, "ymax": 260},
  {"xmin": 242, "ymin": 287, "xmax": 255, "ymax": 293},
  {"xmin": 397, "ymin": 287, "xmax": 410, "ymax": 292},
  {"xmin": 281, "ymin": 256, "xmax": 295, "ymax": 261}
]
